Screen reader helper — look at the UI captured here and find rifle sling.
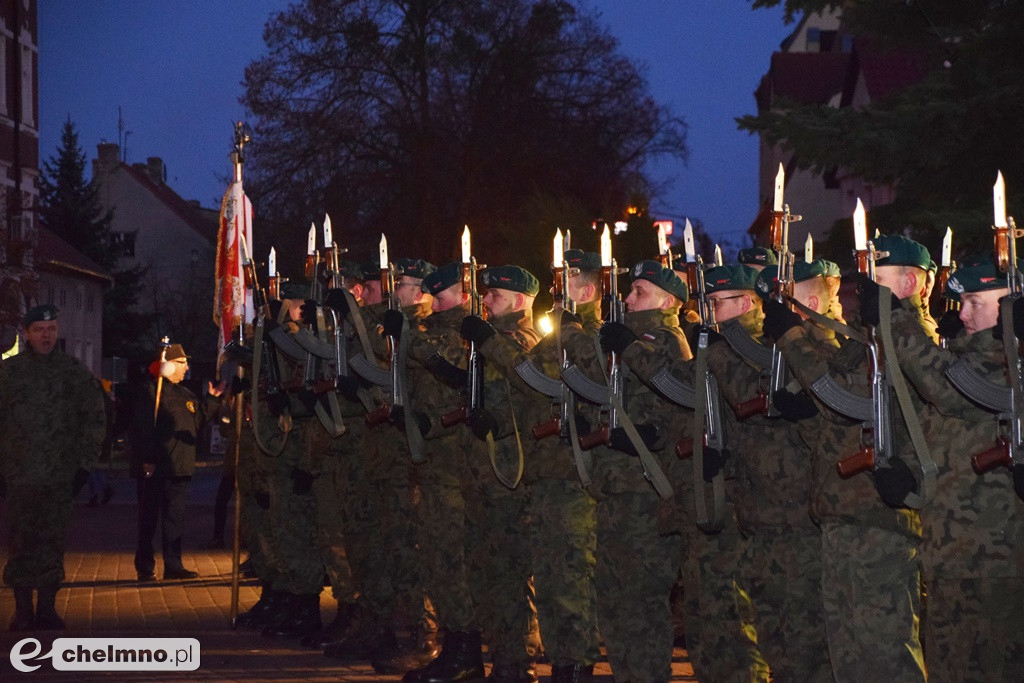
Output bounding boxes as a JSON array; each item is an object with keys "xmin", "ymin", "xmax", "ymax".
[
  {"xmin": 558, "ymin": 322, "xmax": 593, "ymax": 489},
  {"xmin": 485, "ymin": 379, "xmax": 524, "ymax": 490},
  {"xmin": 783, "ymin": 294, "xmax": 868, "ymax": 345},
  {"xmin": 693, "ymin": 336, "xmax": 726, "ymax": 532},
  {"xmin": 251, "ymin": 317, "xmax": 289, "ymax": 457},
  {"xmin": 878, "ymin": 290, "xmax": 936, "ymax": 507},
  {"xmin": 1001, "ymin": 297, "xmax": 1024, "ymax": 467},
  {"xmin": 311, "ymin": 307, "xmax": 346, "ymax": 437}
]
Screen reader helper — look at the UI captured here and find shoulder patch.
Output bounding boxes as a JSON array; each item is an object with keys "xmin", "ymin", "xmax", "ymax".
[{"xmin": 642, "ymin": 333, "xmax": 657, "ymax": 341}]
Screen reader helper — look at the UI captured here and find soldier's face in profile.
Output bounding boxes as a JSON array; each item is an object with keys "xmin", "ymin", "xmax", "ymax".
[
  {"xmin": 483, "ymin": 288, "xmax": 518, "ymax": 318},
  {"xmin": 432, "ymin": 284, "xmax": 466, "ymax": 312},
  {"xmin": 362, "ymin": 280, "xmax": 384, "ymax": 306},
  {"xmin": 708, "ymin": 290, "xmax": 750, "ymax": 324},
  {"xmin": 395, "ymin": 277, "xmax": 423, "ymax": 308},
  {"xmin": 625, "ymin": 280, "xmax": 669, "ymax": 313},
  {"xmin": 959, "ymin": 288, "xmax": 1004, "ymax": 335},
  {"xmin": 25, "ymin": 320, "xmax": 59, "ymax": 355}
]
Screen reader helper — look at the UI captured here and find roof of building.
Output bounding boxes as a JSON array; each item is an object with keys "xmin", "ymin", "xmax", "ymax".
[
  {"xmin": 120, "ymin": 163, "xmax": 220, "ymax": 245},
  {"xmin": 34, "ymin": 226, "xmax": 113, "ymax": 285}
]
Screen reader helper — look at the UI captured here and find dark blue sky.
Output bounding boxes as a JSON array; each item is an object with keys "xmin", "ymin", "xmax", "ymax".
[{"xmin": 38, "ymin": 1, "xmax": 792, "ymax": 249}]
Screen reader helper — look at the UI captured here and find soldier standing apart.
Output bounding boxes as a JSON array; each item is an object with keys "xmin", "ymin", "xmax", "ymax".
[
  {"xmin": 1, "ymin": 305, "xmax": 106, "ymax": 630},
  {"xmin": 564, "ymin": 261, "xmax": 689, "ymax": 682},
  {"xmin": 132, "ymin": 342, "xmax": 223, "ymax": 581}
]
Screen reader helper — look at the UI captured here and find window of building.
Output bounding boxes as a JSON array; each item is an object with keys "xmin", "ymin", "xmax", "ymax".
[
  {"xmin": 20, "ymin": 42, "xmax": 33, "ymax": 126},
  {"xmin": 75, "ymin": 286, "xmax": 83, "ymax": 310},
  {"xmin": 59, "ymin": 288, "xmax": 66, "ymax": 306}
]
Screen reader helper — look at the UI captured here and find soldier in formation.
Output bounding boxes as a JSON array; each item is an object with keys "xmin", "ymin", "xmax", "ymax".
[{"xmin": 221, "ymin": 216, "xmax": 1021, "ymax": 683}]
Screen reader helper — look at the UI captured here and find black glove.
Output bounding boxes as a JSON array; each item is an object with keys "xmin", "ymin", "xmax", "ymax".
[
  {"xmin": 467, "ymin": 408, "xmax": 497, "ymax": 441},
  {"xmin": 336, "ymin": 375, "xmax": 361, "ymax": 403},
  {"xmin": 223, "ymin": 339, "xmax": 254, "ymax": 364},
  {"xmin": 1013, "ymin": 464, "xmax": 1024, "ymax": 502},
  {"xmin": 391, "ymin": 405, "xmax": 431, "ymax": 436},
  {"xmin": 685, "ymin": 325, "xmax": 723, "ymax": 351},
  {"xmin": 873, "ymin": 457, "xmax": 918, "ymax": 508},
  {"xmin": 291, "ymin": 466, "xmax": 315, "ymax": 495},
  {"xmin": 297, "ymin": 389, "xmax": 319, "ymax": 414},
  {"xmin": 299, "ymin": 299, "xmax": 319, "ymax": 326},
  {"xmin": 254, "ymin": 490, "xmax": 271, "ymax": 510},
  {"xmin": 573, "ymin": 414, "xmax": 592, "ymax": 437},
  {"xmin": 323, "ymin": 288, "xmax": 351, "ymax": 317},
  {"xmin": 608, "ymin": 424, "xmax": 660, "ymax": 457},
  {"xmin": 461, "ymin": 316, "xmax": 496, "ymax": 346},
  {"xmin": 771, "ymin": 389, "xmax": 819, "ymax": 422},
  {"xmin": 382, "ymin": 309, "xmax": 406, "ymax": 341},
  {"xmin": 267, "ymin": 390, "xmax": 289, "ymax": 418},
  {"xmin": 936, "ymin": 310, "xmax": 964, "ymax": 340},
  {"xmin": 599, "ymin": 322, "xmax": 637, "ymax": 355},
  {"xmin": 230, "ymin": 375, "xmax": 251, "ymax": 395},
  {"xmin": 857, "ymin": 274, "xmax": 900, "ymax": 327},
  {"xmin": 267, "ymin": 299, "xmax": 283, "ymax": 322},
  {"xmin": 702, "ymin": 447, "xmax": 729, "ymax": 483},
  {"xmin": 763, "ymin": 299, "xmax": 802, "ymax": 341},
  {"xmin": 72, "ymin": 468, "xmax": 90, "ymax": 496}
]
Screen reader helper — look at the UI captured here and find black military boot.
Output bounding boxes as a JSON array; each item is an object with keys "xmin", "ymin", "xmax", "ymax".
[
  {"xmin": 34, "ymin": 585, "xmax": 65, "ymax": 630},
  {"xmin": 299, "ymin": 600, "xmax": 360, "ymax": 649},
  {"xmin": 9, "ymin": 587, "xmax": 34, "ymax": 631},
  {"xmin": 402, "ymin": 630, "xmax": 485, "ymax": 683},
  {"xmin": 487, "ymin": 657, "xmax": 538, "ymax": 683},
  {"xmin": 323, "ymin": 615, "xmax": 398, "ymax": 662},
  {"xmin": 263, "ymin": 593, "xmax": 322, "ymax": 638},
  {"xmin": 550, "ymin": 663, "xmax": 594, "ymax": 683},
  {"xmin": 235, "ymin": 586, "xmax": 281, "ymax": 629},
  {"xmin": 372, "ymin": 627, "xmax": 441, "ymax": 674}
]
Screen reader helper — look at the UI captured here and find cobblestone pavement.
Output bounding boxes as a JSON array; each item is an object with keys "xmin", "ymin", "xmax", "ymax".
[{"xmin": 0, "ymin": 464, "xmax": 696, "ymax": 681}]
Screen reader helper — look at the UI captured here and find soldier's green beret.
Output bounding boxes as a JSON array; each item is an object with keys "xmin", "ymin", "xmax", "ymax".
[
  {"xmin": 482, "ymin": 265, "xmax": 540, "ymax": 296},
  {"xmin": 793, "ymin": 259, "xmax": 828, "ymax": 282},
  {"xmin": 821, "ymin": 259, "xmax": 841, "ymax": 278},
  {"xmin": 945, "ymin": 256, "xmax": 1021, "ymax": 295},
  {"xmin": 564, "ymin": 249, "xmax": 602, "ymax": 271},
  {"xmin": 162, "ymin": 343, "xmax": 188, "ymax": 361},
  {"xmin": 336, "ymin": 260, "xmax": 365, "ymax": 280},
  {"xmin": 754, "ymin": 266, "xmax": 778, "ymax": 300},
  {"xmin": 396, "ymin": 258, "xmax": 437, "ymax": 281},
  {"xmin": 927, "ymin": 259, "xmax": 938, "ymax": 273},
  {"xmin": 873, "ymin": 234, "xmax": 931, "ymax": 270},
  {"xmin": 23, "ymin": 304, "xmax": 59, "ymax": 326},
  {"xmin": 422, "ymin": 262, "xmax": 463, "ymax": 295},
  {"xmin": 737, "ymin": 246, "xmax": 778, "ymax": 267},
  {"xmin": 280, "ymin": 282, "xmax": 311, "ymax": 300},
  {"xmin": 705, "ymin": 265, "xmax": 760, "ymax": 293},
  {"xmin": 754, "ymin": 261, "xmax": 829, "ymax": 301},
  {"xmin": 670, "ymin": 256, "xmax": 688, "ymax": 273},
  {"xmin": 631, "ymin": 260, "xmax": 688, "ymax": 302},
  {"xmin": 359, "ymin": 261, "xmax": 379, "ymax": 280}
]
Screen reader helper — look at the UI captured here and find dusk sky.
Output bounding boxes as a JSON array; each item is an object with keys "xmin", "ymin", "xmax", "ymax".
[{"xmin": 38, "ymin": 1, "xmax": 792, "ymax": 251}]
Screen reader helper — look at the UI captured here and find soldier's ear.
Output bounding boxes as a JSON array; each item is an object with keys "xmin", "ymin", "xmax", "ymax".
[{"xmin": 350, "ymin": 282, "xmax": 365, "ymax": 300}]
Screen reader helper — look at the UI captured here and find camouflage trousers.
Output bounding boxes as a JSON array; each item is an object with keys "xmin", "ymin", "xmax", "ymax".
[
  {"xmin": 924, "ymin": 576, "xmax": 1024, "ymax": 682},
  {"xmin": 738, "ymin": 531, "xmax": 830, "ymax": 681},
  {"xmin": 528, "ymin": 477, "xmax": 600, "ymax": 667},
  {"xmin": 680, "ymin": 523, "xmax": 767, "ymax": 683},
  {"xmin": 3, "ymin": 483, "xmax": 73, "ymax": 587},
  {"xmin": 595, "ymin": 490, "xmax": 682, "ymax": 683},
  {"xmin": 312, "ymin": 454, "xmax": 356, "ymax": 603},
  {"xmin": 821, "ymin": 522, "xmax": 925, "ymax": 683}
]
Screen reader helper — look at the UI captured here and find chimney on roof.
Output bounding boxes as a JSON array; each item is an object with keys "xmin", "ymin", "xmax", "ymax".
[
  {"xmin": 92, "ymin": 142, "xmax": 120, "ymax": 178},
  {"xmin": 146, "ymin": 157, "xmax": 166, "ymax": 185}
]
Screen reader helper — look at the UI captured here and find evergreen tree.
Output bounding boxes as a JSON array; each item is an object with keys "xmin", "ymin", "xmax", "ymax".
[{"xmin": 38, "ymin": 118, "xmax": 151, "ymax": 358}]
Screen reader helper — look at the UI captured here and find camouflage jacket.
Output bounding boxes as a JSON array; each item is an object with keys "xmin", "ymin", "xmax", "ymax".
[
  {"xmin": 889, "ymin": 307, "xmax": 1024, "ymax": 579},
  {"xmin": 479, "ymin": 300, "xmax": 605, "ymax": 484},
  {"xmin": 406, "ymin": 303, "xmax": 471, "ymax": 441},
  {"xmin": 563, "ymin": 307, "xmax": 688, "ymax": 496},
  {"xmin": 776, "ymin": 302, "xmax": 923, "ymax": 539},
  {"xmin": 0, "ymin": 347, "xmax": 105, "ymax": 486},
  {"xmin": 707, "ymin": 312, "xmax": 817, "ymax": 536}
]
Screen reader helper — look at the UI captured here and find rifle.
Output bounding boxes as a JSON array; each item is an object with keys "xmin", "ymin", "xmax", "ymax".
[
  {"xmin": 365, "ymin": 234, "xmax": 402, "ymax": 427},
  {"xmin": 240, "ymin": 240, "xmax": 286, "ymax": 406},
  {"xmin": 577, "ymin": 225, "xmax": 624, "ymax": 449},
  {"xmin": 531, "ymin": 228, "xmax": 577, "ymax": 440},
  {"xmin": 441, "ymin": 226, "xmax": 485, "ymax": 428},
  {"xmin": 735, "ymin": 163, "xmax": 800, "ymax": 419},
  {"xmin": 969, "ymin": 171, "xmax": 1024, "ymax": 473}
]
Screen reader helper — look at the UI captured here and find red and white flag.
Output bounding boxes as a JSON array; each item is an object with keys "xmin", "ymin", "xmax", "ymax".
[{"xmin": 213, "ymin": 178, "xmax": 254, "ymax": 362}]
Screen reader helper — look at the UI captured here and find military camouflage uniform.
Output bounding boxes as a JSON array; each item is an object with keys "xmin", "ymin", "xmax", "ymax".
[
  {"xmin": 707, "ymin": 312, "xmax": 830, "ymax": 681},
  {"xmin": 0, "ymin": 345, "xmax": 105, "ymax": 587},
  {"xmin": 776, "ymin": 299, "xmax": 927, "ymax": 682},
  {"xmin": 479, "ymin": 299, "xmax": 603, "ymax": 668},
  {"xmin": 563, "ymin": 307, "xmax": 687, "ymax": 682},
  {"xmin": 889, "ymin": 307, "xmax": 1024, "ymax": 682}
]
